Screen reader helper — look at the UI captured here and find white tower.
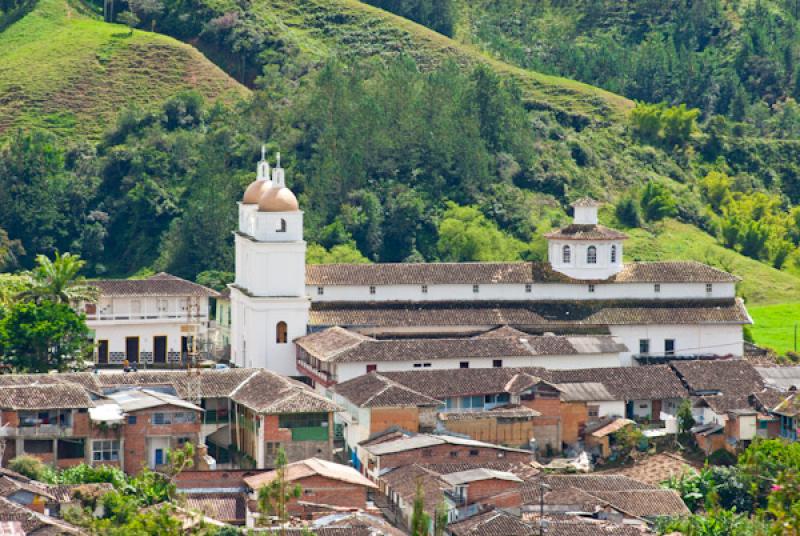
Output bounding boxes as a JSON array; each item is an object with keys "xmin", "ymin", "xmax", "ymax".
[
  {"xmin": 545, "ymin": 198, "xmax": 628, "ymax": 280},
  {"xmin": 230, "ymin": 150, "xmax": 309, "ymax": 376}
]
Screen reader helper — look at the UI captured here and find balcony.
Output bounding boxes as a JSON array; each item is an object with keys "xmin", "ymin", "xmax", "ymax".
[
  {"xmin": 86, "ymin": 312, "xmax": 209, "ymax": 324},
  {"xmin": 0, "ymin": 425, "xmax": 75, "ymax": 438},
  {"xmin": 296, "ymin": 360, "xmax": 337, "ymax": 387}
]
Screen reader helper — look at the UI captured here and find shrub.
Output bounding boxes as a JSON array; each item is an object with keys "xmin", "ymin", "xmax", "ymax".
[
  {"xmin": 708, "ymin": 448, "xmax": 737, "ymax": 467},
  {"xmin": 8, "ymin": 455, "xmax": 49, "ymax": 481},
  {"xmin": 615, "ymin": 196, "xmax": 641, "ymax": 227}
]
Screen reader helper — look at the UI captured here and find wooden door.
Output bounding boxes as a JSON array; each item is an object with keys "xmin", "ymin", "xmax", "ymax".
[
  {"xmin": 153, "ymin": 336, "xmax": 167, "ymax": 364},
  {"xmin": 125, "ymin": 337, "xmax": 139, "ymax": 363},
  {"xmin": 97, "ymin": 340, "xmax": 108, "ymax": 364}
]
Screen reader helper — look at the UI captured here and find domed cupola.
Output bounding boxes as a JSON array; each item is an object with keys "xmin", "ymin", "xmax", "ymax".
[
  {"xmin": 242, "ymin": 146, "xmax": 273, "ymax": 204},
  {"xmin": 545, "ymin": 197, "xmax": 628, "ymax": 280},
  {"xmin": 258, "ymin": 153, "xmax": 299, "ymax": 212}
]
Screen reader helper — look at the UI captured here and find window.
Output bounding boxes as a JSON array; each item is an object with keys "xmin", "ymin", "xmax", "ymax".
[
  {"xmin": 588, "ymin": 284, "xmax": 595, "ymax": 293},
  {"xmin": 706, "ymin": 283, "xmax": 713, "ymax": 294},
  {"xmin": 369, "ymin": 286, "xmax": 376, "ymax": 295},
  {"xmin": 665, "ymin": 339, "xmax": 676, "ymax": 356},
  {"xmin": 265, "ymin": 442, "xmax": 279, "ymax": 454},
  {"xmin": 421, "ymin": 285, "xmax": 428, "ymax": 294},
  {"xmin": 469, "ymin": 449, "xmax": 479, "ymax": 457},
  {"xmin": 276, "ymin": 321, "xmax": 288, "ymax": 344},
  {"xmin": 610, "ymin": 245, "xmax": 617, "ymax": 263},
  {"xmin": 366, "ymin": 364, "xmax": 377, "ymax": 373},
  {"xmin": 654, "ymin": 284, "xmax": 661, "ymax": 293},
  {"xmin": 157, "ymin": 299, "xmax": 168, "ymax": 312},
  {"xmin": 493, "ymin": 359, "xmax": 503, "ymax": 368},
  {"xmin": 24, "ymin": 439, "xmax": 53, "ymax": 454},
  {"xmin": 525, "ymin": 284, "xmax": 532, "ymax": 293},
  {"xmin": 421, "ymin": 450, "xmax": 432, "ymax": 457},
  {"xmin": 587, "ymin": 246, "xmax": 597, "ymax": 264},
  {"xmin": 153, "ymin": 412, "xmax": 196, "ymax": 425},
  {"xmin": 473, "ymin": 284, "xmax": 479, "ymax": 293},
  {"xmin": 277, "ymin": 218, "xmax": 287, "ymax": 233},
  {"xmin": 639, "ymin": 339, "xmax": 650, "ymax": 354},
  {"xmin": 588, "ymin": 405, "xmax": 600, "ymax": 418},
  {"xmin": 449, "ymin": 451, "xmax": 459, "ymax": 458},
  {"xmin": 562, "ymin": 245, "xmax": 571, "ymax": 263},
  {"xmin": 127, "ymin": 416, "xmax": 137, "ymax": 425},
  {"xmin": 279, "ymin": 413, "xmax": 328, "ymax": 429},
  {"xmin": 460, "ymin": 361, "xmax": 470, "ymax": 369},
  {"xmin": 423, "ymin": 363, "xmax": 431, "ymax": 368},
  {"xmin": 92, "ymin": 440, "xmax": 120, "ymax": 462},
  {"xmin": 317, "ymin": 287, "xmax": 324, "ymax": 296}
]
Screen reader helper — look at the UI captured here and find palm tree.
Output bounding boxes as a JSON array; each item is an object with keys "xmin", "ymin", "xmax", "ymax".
[{"xmin": 17, "ymin": 252, "xmax": 99, "ymax": 305}]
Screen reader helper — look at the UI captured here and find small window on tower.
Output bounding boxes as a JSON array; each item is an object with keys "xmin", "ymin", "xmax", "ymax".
[
  {"xmin": 611, "ymin": 245, "xmax": 617, "ymax": 263},
  {"xmin": 276, "ymin": 321, "xmax": 288, "ymax": 344},
  {"xmin": 562, "ymin": 245, "xmax": 571, "ymax": 263},
  {"xmin": 587, "ymin": 246, "xmax": 597, "ymax": 264},
  {"xmin": 277, "ymin": 218, "xmax": 287, "ymax": 233}
]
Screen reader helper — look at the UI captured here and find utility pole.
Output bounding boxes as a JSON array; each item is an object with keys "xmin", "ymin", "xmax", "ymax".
[{"xmin": 538, "ymin": 479, "xmax": 551, "ymax": 536}]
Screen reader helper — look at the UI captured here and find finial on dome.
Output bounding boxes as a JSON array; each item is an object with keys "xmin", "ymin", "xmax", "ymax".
[
  {"xmin": 276, "ymin": 152, "xmax": 281, "ymax": 168},
  {"xmin": 272, "ymin": 151, "xmax": 285, "ymax": 187},
  {"xmin": 257, "ymin": 144, "xmax": 271, "ymax": 181}
]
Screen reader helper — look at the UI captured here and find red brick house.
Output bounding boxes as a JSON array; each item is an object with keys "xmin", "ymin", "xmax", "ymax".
[{"xmin": 243, "ymin": 457, "xmax": 377, "ymax": 520}]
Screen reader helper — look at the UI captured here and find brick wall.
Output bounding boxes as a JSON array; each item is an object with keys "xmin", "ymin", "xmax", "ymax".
[
  {"xmin": 263, "ymin": 413, "xmax": 334, "ymax": 467},
  {"xmin": 370, "ymin": 408, "xmax": 419, "ymax": 437},
  {"xmin": 72, "ymin": 411, "xmax": 90, "ymax": 436},
  {"xmin": 115, "ymin": 405, "xmax": 201, "ymax": 474},
  {"xmin": 176, "ymin": 469, "xmax": 259, "ymax": 490},
  {"xmin": 465, "ymin": 478, "xmax": 520, "ymax": 505},
  {"xmin": 377, "ymin": 444, "xmax": 531, "ymax": 471},
  {"xmin": 287, "ymin": 474, "xmax": 370, "ymax": 516},
  {"xmin": 440, "ymin": 417, "xmax": 534, "ymax": 448},
  {"xmin": 558, "ymin": 402, "xmax": 588, "ymax": 445},
  {"xmin": 2, "ymin": 411, "xmax": 18, "ymax": 427}
]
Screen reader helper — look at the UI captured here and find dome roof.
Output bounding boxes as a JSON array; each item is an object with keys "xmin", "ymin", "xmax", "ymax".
[
  {"xmin": 258, "ymin": 186, "xmax": 299, "ymax": 212},
  {"xmin": 242, "ymin": 179, "xmax": 271, "ymax": 204}
]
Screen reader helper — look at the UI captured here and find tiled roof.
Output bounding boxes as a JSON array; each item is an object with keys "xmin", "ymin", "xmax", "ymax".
[
  {"xmin": 550, "ymin": 366, "xmax": 688, "ymax": 400},
  {"xmin": 600, "ymin": 453, "xmax": 699, "ymax": 486},
  {"xmin": 230, "ymin": 371, "xmax": 340, "ymax": 414},
  {"xmin": 543, "ymin": 474, "xmax": 659, "ymax": 492},
  {"xmin": 309, "ymin": 298, "xmax": 750, "ymax": 328},
  {"xmin": 475, "ymin": 325, "xmax": 531, "ymax": 338},
  {"xmin": 448, "ymin": 510, "xmax": 535, "ymax": 536},
  {"xmin": 332, "ymin": 373, "xmax": 442, "ymax": 408},
  {"xmin": 365, "ymin": 434, "xmax": 530, "ymax": 456},
  {"xmin": 555, "ymin": 382, "xmax": 615, "ymax": 402},
  {"xmin": 671, "ymin": 360, "xmax": 764, "ymax": 408},
  {"xmin": 589, "ymin": 490, "xmax": 689, "ymax": 517},
  {"xmin": 306, "ymin": 261, "xmax": 738, "ymax": 286},
  {"xmin": 297, "ymin": 328, "xmax": 627, "ymax": 363},
  {"xmin": 91, "ymin": 272, "xmax": 219, "ymax": 297},
  {"xmin": 244, "ymin": 458, "xmax": 376, "ymax": 490},
  {"xmin": 96, "ymin": 368, "xmax": 257, "ymax": 399},
  {"xmin": 184, "ymin": 493, "xmax": 247, "ymax": 523},
  {"xmin": 379, "ymin": 368, "xmax": 551, "ymax": 399},
  {"xmin": 544, "ymin": 224, "xmax": 628, "ymax": 241},
  {"xmin": 572, "ymin": 197, "xmax": 603, "ymax": 208},
  {"xmin": 0, "ymin": 496, "xmax": 83, "ymax": 534},
  {"xmin": 0, "ymin": 384, "xmax": 93, "ymax": 410}
]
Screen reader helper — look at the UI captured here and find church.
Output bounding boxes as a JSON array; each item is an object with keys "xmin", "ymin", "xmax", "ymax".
[{"xmin": 230, "ymin": 152, "xmax": 751, "ymax": 387}]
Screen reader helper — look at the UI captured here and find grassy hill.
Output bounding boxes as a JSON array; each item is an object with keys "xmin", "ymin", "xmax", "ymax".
[
  {"xmin": 176, "ymin": 0, "xmax": 632, "ymax": 125},
  {"xmin": 624, "ymin": 219, "xmax": 800, "ymax": 307},
  {"xmin": 0, "ymin": 0, "xmax": 247, "ymax": 140}
]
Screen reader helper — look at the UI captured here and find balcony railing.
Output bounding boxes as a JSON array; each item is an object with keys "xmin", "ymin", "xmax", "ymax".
[
  {"xmin": 87, "ymin": 312, "xmax": 208, "ymax": 322},
  {"xmin": 0, "ymin": 425, "xmax": 74, "ymax": 438},
  {"xmin": 296, "ymin": 360, "xmax": 337, "ymax": 385}
]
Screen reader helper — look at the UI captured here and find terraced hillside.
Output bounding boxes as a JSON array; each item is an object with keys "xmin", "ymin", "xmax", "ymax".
[{"xmin": 0, "ymin": 0, "xmax": 247, "ymax": 139}]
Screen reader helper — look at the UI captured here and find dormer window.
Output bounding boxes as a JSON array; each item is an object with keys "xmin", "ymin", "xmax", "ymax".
[
  {"xmin": 562, "ymin": 245, "xmax": 571, "ymax": 263},
  {"xmin": 610, "ymin": 245, "xmax": 617, "ymax": 263},
  {"xmin": 587, "ymin": 246, "xmax": 597, "ymax": 264}
]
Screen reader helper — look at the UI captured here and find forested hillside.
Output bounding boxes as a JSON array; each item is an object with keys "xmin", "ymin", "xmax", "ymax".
[{"xmin": 3, "ymin": 0, "xmax": 800, "ymax": 321}]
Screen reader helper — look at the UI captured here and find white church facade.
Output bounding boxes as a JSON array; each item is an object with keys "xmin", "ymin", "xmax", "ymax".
[{"xmin": 230, "ymin": 153, "xmax": 751, "ymax": 384}]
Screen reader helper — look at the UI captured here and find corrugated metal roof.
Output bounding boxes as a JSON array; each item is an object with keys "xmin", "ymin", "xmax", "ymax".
[
  {"xmin": 555, "ymin": 382, "xmax": 616, "ymax": 402},
  {"xmin": 441, "ymin": 468, "xmax": 522, "ymax": 486},
  {"xmin": 756, "ymin": 366, "xmax": 800, "ymax": 390}
]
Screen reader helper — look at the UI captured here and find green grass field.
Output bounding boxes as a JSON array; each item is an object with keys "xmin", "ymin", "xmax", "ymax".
[
  {"xmin": 0, "ymin": 0, "xmax": 247, "ymax": 140},
  {"xmin": 624, "ymin": 219, "xmax": 800, "ymax": 307},
  {"xmin": 749, "ymin": 303, "xmax": 800, "ymax": 355}
]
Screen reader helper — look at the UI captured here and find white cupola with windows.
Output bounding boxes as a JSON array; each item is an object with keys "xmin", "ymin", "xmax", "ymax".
[
  {"xmin": 231, "ymin": 147, "xmax": 309, "ymax": 376},
  {"xmin": 545, "ymin": 198, "xmax": 628, "ymax": 280}
]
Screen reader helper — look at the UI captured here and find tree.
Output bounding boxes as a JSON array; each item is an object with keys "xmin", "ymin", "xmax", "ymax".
[
  {"xmin": 676, "ymin": 399, "xmax": 695, "ymax": 440},
  {"xmin": 640, "ymin": 182, "xmax": 677, "ymax": 221},
  {"xmin": 127, "ymin": 0, "xmax": 163, "ymax": 31},
  {"xmin": 17, "ymin": 252, "xmax": 98, "ymax": 305},
  {"xmin": 195, "ymin": 271, "xmax": 234, "ymax": 292},
  {"xmin": 257, "ymin": 447, "xmax": 301, "ymax": 532},
  {"xmin": 437, "ymin": 203, "xmax": 526, "ymax": 262},
  {"xmin": 306, "ymin": 243, "xmax": 370, "ymax": 264},
  {"xmin": 615, "ymin": 196, "xmax": 641, "ymax": 228},
  {"xmin": 117, "ymin": 9, "xmax": 140, "ymax": 35},
  {"xmin": 410, "ymin": 479, "xmax": 431, "ymax": 536},
  {"xmin": 629, "ymin": 102, "xmax": 664, "ymax": 144},
  {"xmin": 433, "ymin": 499, "xmax": 449, "ymax": 536},
  {"xmin": 661, "ymin": 103, "xmax": 699, "ymax": 147},
  {"xmin": 0, "ymin": 300, "xmax": 90, "ymax": 372}
]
